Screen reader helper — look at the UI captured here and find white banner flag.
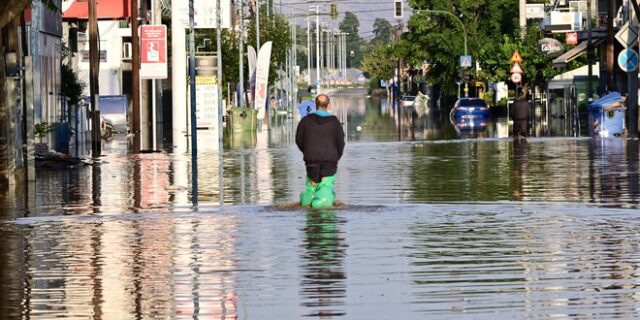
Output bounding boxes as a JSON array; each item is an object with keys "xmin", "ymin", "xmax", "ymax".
[{"xmin": 254, "ymin": 42, "xmax": 272, "ymax": 119}]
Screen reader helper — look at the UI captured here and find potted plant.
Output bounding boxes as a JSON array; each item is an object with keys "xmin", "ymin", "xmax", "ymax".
[{"xmin": 34, "ymin": 122, "xmax": 51, "ymax": 155}]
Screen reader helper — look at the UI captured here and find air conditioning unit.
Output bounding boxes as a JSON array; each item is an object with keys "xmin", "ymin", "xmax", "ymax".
[{"xmin": 122, "ymin": 42, "xmax": 132, "ymax": 60}]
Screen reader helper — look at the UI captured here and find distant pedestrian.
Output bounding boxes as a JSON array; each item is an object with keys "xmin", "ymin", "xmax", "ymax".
[
  {"xmin": 510, "ymin": 86, "xmax": 531, "ymax": 141},
  {"xmin": 296, "ymin": 94, "xmax": 345, "ymax": 208}
]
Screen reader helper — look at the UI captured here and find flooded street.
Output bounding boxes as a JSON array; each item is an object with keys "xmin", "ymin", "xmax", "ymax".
[{"xmin": 1, "ymin": 89, "xmax": 640, "ymax": 319}]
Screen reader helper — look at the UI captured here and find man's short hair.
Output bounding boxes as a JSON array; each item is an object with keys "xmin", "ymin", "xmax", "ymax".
[{"xmin": 315, "ymin": 94, "xmax": 330, "ymax": 108}]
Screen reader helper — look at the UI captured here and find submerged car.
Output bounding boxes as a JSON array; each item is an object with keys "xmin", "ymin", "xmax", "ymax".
[{"xmin": 450, "ymin": 98, "xmax": 491, "ymax": 130}]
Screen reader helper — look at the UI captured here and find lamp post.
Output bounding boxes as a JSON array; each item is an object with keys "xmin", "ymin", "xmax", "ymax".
[
  {"xmin": 307, "ymin": 16, "xmax": 312, "ymax": 85},
  {"xmin": 315, "ymin": 5, "xmax": 320, "ymax": 89},
  {"xmin": 256, "ymin": 0, "xmax": 260, "ymax": 50},
  {"xmin": 238, "ymin": 0, "xmax": 245, "ymax": 107}
]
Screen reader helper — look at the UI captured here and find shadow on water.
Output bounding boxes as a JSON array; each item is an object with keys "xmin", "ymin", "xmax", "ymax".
[{"xmin": 300, "ymin": 210, "xmax": 347, "ymax": 317}]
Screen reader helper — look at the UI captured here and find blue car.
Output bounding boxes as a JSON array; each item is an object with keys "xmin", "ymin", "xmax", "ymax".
[{"xmin": 450, "ymin": 98, "xmax": 491, "ymax": 130}]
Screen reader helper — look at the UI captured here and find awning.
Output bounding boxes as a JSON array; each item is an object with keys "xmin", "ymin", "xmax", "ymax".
[
  {"xmin": 63, "ymin": 0, "xmax": 131, "ymax": 20},
  {"xmin": 552, "ymin": 37, "xmax": 605, "ymax": 68}
]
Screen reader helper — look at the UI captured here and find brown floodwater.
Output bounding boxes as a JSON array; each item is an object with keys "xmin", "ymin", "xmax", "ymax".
[{"xmin": 0, "ymin": 89, "xmax": 639, "ymax": 319}]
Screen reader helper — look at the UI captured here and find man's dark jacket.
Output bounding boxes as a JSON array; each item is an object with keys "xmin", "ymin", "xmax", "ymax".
[
  {"xmin": 510, "ymin": 100, "xmax": 531, "ymax": 137},
  {"xmin": 296, "ymin": 113, "xmax": 345, "ymax": 181}
]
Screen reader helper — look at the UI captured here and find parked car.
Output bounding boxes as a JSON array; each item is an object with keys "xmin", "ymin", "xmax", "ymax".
[
  {"xmin": 450, "ymin": 98, "xmax": 491, "ymax": 130},
  {"xmin": 399, "ymin": 95, "xmax": 416, "ymax": 107},
  {"xmin": 100, "ymin": 116, "xmax": 114, "ymax": 139}
]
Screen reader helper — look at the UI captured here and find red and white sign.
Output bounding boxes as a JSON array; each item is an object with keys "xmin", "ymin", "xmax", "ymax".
[
  {"xmin": 140, "ymin": 25, "xmax": 167, "ymax": 79},
  {"xmin": 510, "ymin": 62, "xmax": 523, "ymax": 74},
  {"xmin": 566, "ymin": 32, "xmax": 578, "ymax": 45},
  {"xmin": 511, "ymin": 73, "xmax": 522, "ymax": 83},
  {"xmin": 510, "ymin": 50, "xmax": 523, "ymax": 63}
]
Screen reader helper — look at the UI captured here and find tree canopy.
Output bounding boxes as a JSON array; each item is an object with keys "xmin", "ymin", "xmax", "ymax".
[
  {"xmin": 339, "ymin": 11, "xmax": 362, "ymax": 67},
  {"xmin": 1, "ymin": 0, "xmax": 58, "ymax": 29},
  {"xmin": 364, "ymin": 0, "xmax": 580, "ymax": 97},
  {"xmin": 372, "ymin": 18, "xmax": 392, "ymax": 45}
]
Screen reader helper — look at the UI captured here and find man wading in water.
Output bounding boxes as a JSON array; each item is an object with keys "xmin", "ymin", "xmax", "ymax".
[
  {"xmin": 296, "ymin": 94, "xmax": 345, "ymax": 208},
  {"xmin": 510, "ymin": 85, "xmax": 532, "ymax": 142}
]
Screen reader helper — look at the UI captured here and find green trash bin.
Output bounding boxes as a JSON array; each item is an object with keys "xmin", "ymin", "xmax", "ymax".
[{"xmin": 227, "ymin": 107, "xmax": 258, "ymax": 133}]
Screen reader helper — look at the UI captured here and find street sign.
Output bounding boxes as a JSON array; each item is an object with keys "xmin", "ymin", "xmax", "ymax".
[
  {"xmin": 566, "ymin": 32, "xmax": 578, "ymax": 45},
  {"xmin": 617, "ymin": 48, "xmax": 639, "ymax": 72},
  {"xmin": 174, "ymin": 0, "xmax": 232, "ymax": 29},
  {"xmin": 510, "ymin": 50, "xmax": 523, "ymax": 63},
  {"xmin": 140, "ymin": 25, "xmax": 168, "ymax": 79},
  {"xmin": 510, "ymin": 62, "xmax": 523, "ymax": 74},
  {"xmin": 511, "ymin": 73, "xmax": 522, "ymax": 83},
  {"xmin": 615, "ymin": 22, "xmax": 639, "ymax": 48},
  {"xmin": 460, "ymin": 55, "xmax": 472, "ymax": 68}
]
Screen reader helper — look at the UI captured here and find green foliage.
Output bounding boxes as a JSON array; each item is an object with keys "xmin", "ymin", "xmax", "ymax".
[
  {"xmin": 363, "ymin": 0, "xmax": 586, "ymax": 99},
  {"xmin": 246, "ymin": 9, "xmax": 292, "ymax": 84},
  {"xmin": 372, "ymin": 18, "xmax": 392, "ymax": 44},
  {"xmin": 339, "ymin": 12, "xmax": 362, "ymax": 67},
  {"xmin": 476, "ymin": 25, "xmax": 572, "ymax": 89},
  {"xmin": 194, "ymin": 7, "xmax": 292, "ymax": 96},
  {"xmin": 61, "ymin": 64, "xmax": 85, "ymax": 107},
  {"xmin": 361, "ymin": 44, "xmax": 398, "ymax": 81},
  {"xmin": 34, "ymin": 122, "xmax": 52, "ymax": 142}
]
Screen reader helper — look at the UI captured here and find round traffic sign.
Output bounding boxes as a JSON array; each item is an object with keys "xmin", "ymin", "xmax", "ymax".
[
  {"xmin": 510, "ymin": 72, "xmax": 522, "ymax": 83},
  {"xmin": 617, "ymin": 49, "xmax": 639, "ymax": 72}
]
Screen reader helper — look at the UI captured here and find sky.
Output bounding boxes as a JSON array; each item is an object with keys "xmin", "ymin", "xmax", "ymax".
[{"xmin": 273, "ymin": 0, "xmax": 412, "ymax": 39}]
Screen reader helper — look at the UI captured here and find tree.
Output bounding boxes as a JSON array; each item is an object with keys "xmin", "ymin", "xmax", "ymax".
[
  {"xmin": 195, "ymin": 8, "xmax": 292, "ymax": 96},
  {"xmin": 0, "ymin": 0, "xmax": 58, "ymax": 29},
  {"xmin": 372, "ymin": 18, "xmax": 392, "ymax": 44},
  {"xmin": 362, "ymin": 45, "xmax": 398, "ymax": 81},
  {"xmin": 245, "ymin": 9, "xmax": 292, "ymax": 84},
  {"xmin": 363, "ymin": 0, "xmax": 522, "ymax": 97},
  {"xmin": 339, "ymin": 11, "xmax": 362, "ymax": 67},
  {"xmin": 476, "ymin": 25, "xmax": 579, "ymax": 97}
]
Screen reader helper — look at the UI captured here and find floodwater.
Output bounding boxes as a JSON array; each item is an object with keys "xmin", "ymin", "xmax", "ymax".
[{"xmin": 1, "ymin": 88, "xmax": 639, "ymax": 319}]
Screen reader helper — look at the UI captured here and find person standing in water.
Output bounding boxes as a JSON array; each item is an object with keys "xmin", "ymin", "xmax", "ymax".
[
  {"xmin": 510, "ymin": 86, "xmax": 532, "ymax": 141},
  {"xmin": 295, "ymin": 94, "xmax": 345, "ymax": 208}
]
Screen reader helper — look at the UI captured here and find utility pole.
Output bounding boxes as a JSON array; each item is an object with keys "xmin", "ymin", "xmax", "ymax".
[
  {"xmin": 188, "ymin": 0, "xmax": 198, "ymax": 205},
  {"xmin": 630, "ymin": 0, "xmax": 640, "ymax": 137},
  {"xmin": 216, "ymin": 0, "xmax": 223, "ymax": 147},
  {"xmin": 307, "ymin": 17, "xmax": 311, "ymax": 86},
  {"xmin": 89, "ymin": 0, "xmax": 100, "ymax": 157},
  {"xmin": 519, "ymin": 0, "xmax": 526, "ymax": 32},
  {"xmin": 256, "ymin": 0, "xmax": 260, "ymax": 51},
  {"xmin": 587, "ymin": 0, "xmax": 593, "ymax": 102},
  {"xmin": 315, "ymin": 5, "xmax": 320, "ymax": 89},
  {"xmin": 319, "ymin": 27, "xmax": 324, "ymax": 86},
  {"xmin": 238, "ymin": 0, "xmax": 245, "ymax": 107},
  {"xmin": 132, "ymin": 0, "xmax": 141, "ymax": 153},
  {"xmin": 153, "ymin": 0, "xmax": 163, "ymax": 150},
  {"xmin": 606, "ymin": 0, "xmax": 614, "ymax": 90},
  {"xmin": 216, "ymin": 0, "xmax": 224, "ymax": 204}
]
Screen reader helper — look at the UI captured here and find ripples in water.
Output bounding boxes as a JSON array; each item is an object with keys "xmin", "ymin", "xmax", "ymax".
[{"xmin": 1, "ymin": 204, "xmax": 639, "ymax": 319}]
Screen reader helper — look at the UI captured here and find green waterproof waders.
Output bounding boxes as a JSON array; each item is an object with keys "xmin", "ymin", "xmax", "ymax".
[{"xmin": 299, "ymin": 174, "xmax": 337, "ymax": 209}]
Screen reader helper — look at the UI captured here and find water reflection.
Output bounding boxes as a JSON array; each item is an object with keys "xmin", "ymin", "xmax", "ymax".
[
  {"xmin": 300, "ymin": 210, "xmax": 347, "ymax": 317},
  {"xmin": 3, "ymin": 205, "xmax": 640, "ymax": 318},
  {"xmin": 0, "ymin": 91, "xmax": 638, "ymax": 216},
  {"xmin": 0, "ymin": 213, "xmax": 241, "ymax": 319},
  {"xmin": 406, "ymin": 207, "xmax": 640, "ymax": 317}
]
